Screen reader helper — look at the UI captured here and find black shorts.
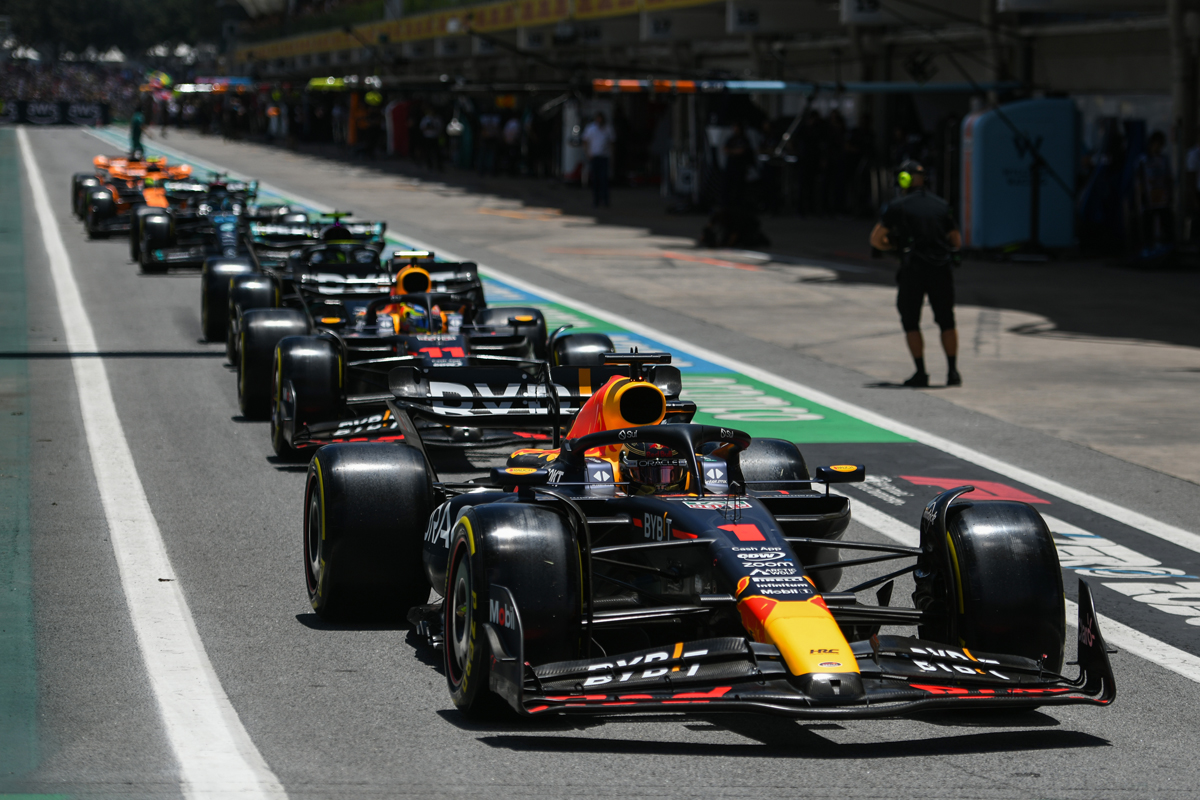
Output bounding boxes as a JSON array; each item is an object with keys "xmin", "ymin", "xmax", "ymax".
[{"xmin": 896, "ymin": 263, "xmax": 955, "ymax": 333}]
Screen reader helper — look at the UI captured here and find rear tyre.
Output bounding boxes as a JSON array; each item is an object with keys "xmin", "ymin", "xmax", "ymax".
[
  {"xmin": 303, "ymin": 443, "xmax": 435, "ymax": 621},
  {"xmin": 72, "ymin": 174, "xmax": 98, "ymax": 218},
  {"xmin": 201, "ymin": 258, "xmax": 254, "ymax": 343},
  {"xmin": 239, "ymin": 308, "xmax": 308, "ymax": 420},
  {"xmin": 138, "ymin": 211, "xmax": 173, "ymax": 274},
  {"xmin": 476, "ymin": 307, "xmax": 548, "ymax": 360},
  {"xmin": 85, "ymin": 193, "xmax": 113, "ymax": 239},
  {"xmin": 227, "ymin": 275, "xmax": 277, "ymax": 364},
  {"xmin": 914, "ymin": 500, "xmax": 1065, "ymax": 672},
  {"xmin": 738, "ymin": 438, "xmax": 810, "ymax": 490},
  {"xmin": 272, "ymin": 336, "xmax": 341, "ymax": 460},
  {"xmin": 445, "ymin": 504, "xmax": 583, "ymax": 717},
  {"xmin": 552, "ymin": 332, "xmax": 615, "ymax": 366}
]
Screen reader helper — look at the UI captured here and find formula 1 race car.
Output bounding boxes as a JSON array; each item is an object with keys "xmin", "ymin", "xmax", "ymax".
[
  {"xmin": 301, "ymin": 351, "xmax": 1116, "ymax": 720},
  {"xmin": 127, "ymin": 176, "xmax": 283, "ymax": 274},
  {"xmin": 237, "ymin": 256, "xmax": 570, "ymax": 458},
  {"xmin": 74, "ymin": 155, "xmax": 194, "ymax": 238},
  {"xmin": 199, "ymin": 212, "xmax": 386, "ymax": 344}
]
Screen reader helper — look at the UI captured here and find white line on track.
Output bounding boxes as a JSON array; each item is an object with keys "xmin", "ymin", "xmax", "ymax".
[
  {"xmin": 21, "ymin": 128, "xmax": 286, "ymax": 799},
  {"xmin": 833, "ymin": 489, "xmax": 1200, "ymax": 684},
  {"xmin": 87, "ymin": 127, "xmax": 1200, "ymax": 685}
]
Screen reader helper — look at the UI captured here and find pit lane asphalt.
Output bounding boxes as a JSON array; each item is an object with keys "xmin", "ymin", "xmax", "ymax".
[{"xmin": 7, "ymin": 126, "xmax": 1200, "ymax": 799}]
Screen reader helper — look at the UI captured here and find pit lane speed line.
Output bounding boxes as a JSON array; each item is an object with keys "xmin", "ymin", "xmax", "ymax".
[{"xmin": 19, "ymin": 127, "xmax": 287, "ymax": 800}]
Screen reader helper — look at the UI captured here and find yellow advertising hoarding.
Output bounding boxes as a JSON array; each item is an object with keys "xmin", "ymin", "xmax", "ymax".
[{"xmin": 236, "ymin": 0, "xmax": 716, "ymax": 62}]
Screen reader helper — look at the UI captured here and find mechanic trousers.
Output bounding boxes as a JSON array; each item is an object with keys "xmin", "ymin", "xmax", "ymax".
[
  {"xmin": 590, "ymin": 156, "xmax": 611, "ymax": 207},
  {"xmin": 896, "ymin": 262, "xmax": 956, "ymax": 333}
]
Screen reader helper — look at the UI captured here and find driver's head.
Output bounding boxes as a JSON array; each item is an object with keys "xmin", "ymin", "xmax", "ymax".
[{"xmin": 620, "ymin": 441, "xmax": 688, "ymax": 495}]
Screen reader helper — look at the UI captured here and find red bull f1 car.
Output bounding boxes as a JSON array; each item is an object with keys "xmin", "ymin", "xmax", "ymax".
[{"xmin": 300, "ymin": 351, "xmax": 1116, "ymax": 719}]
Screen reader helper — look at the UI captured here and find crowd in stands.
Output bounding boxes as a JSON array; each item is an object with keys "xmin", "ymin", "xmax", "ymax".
[{"xmin": 0, "ymin": 62, "xmax": 141, "ymax": 117}]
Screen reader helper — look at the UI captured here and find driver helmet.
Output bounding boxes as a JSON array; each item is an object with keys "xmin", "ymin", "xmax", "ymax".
[
  {"xmin": 620, "ymin": 442, "xmax": 689, "ymax": 495},
  {"xmin": 399, "ymin": 303, "xmax": 443, "ymax": 333}
]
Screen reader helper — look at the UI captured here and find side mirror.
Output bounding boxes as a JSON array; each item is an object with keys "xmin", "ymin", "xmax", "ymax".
[{"xmin": 816, "ymin": 464, "xmax": 866, "ymax": 484}]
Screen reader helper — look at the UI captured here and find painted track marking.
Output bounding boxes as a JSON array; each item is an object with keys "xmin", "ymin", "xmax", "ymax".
[
  {"xmin": 21, "ymin": 128, "xmax": 286, "ymax": 798},
  {"xmin": 84, "ymin": 127, "xmax": 1200, "ymax": 684}
]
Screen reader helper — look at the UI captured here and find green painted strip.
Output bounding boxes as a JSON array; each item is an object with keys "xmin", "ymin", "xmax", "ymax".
[
  {"xmin": 0, "ymin": 129, "xmax": 37, "ymax": 779},
  {"xmin": 483, "ymin": 290, "xmax": 908, "ymax": 444}
]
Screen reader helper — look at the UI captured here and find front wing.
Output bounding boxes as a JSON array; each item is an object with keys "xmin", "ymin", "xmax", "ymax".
[{"xmin": 484, "ymin": 580, "xmax": 1115, "ymax": 719}]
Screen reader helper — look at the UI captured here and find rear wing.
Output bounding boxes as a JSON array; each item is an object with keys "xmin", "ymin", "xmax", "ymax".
[
  {"xmin": 293, "ymin": 362, "xmax": 692, "ymax": 447},
  {"xmin": 249, "ymin": 220, "xmax": 387, "ymax": 244},
  {"xmin": 384, "ymin": 363, "xmax": 688, "ymax": 426}
]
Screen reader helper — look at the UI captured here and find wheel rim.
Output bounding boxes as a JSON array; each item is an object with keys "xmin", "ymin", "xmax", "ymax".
[
  {"xmin": 304, "ymin": 481, "xmax": 322, "ymax": 594},
  {"xmin": 447, "ymin": 542, "xmax": 471, "ymax": 687}
]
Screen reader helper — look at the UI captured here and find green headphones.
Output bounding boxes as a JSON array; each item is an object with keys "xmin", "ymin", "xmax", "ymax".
[{"xmin": 897, "ymin": 170, "xmax": 913, "ymax": 190}]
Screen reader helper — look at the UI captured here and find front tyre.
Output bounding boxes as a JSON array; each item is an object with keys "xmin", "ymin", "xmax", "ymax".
[
  {"xmin": 915, "ymin": 500, "xmax": 1066, "ymax": 672},
  {"xmin": 444, "ymin": 505, "xmax": 584, "ymax": 717}
]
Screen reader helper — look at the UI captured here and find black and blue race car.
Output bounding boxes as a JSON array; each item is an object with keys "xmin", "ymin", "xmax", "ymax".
[{"xmin": 298, "ymin": 351, "xmax": 1117, "ymax": 720}]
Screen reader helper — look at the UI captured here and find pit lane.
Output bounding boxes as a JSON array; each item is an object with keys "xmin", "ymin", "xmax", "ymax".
[{"xmin": 6, "ymin": 125, "xmax": 1200, "ymax": 798}]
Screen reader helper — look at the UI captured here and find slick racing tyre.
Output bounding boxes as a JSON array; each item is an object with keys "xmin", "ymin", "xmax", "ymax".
[
  {"xmin": 444, "ymin": 504, "xmax": 584, "ymax": 717},
  {"xmin": 551, "ymin": 332, "xmax": 615, "ymax": 366},
  {"xmin": 85, "ymin": 191, "xmax": 114, "ymax": 239},
  {"xmin": 914, "ymin": 500, "xmax": 1066, "ymax": 672},
  {"xmin": 72, "ymin": 174, "xmax": 99, "ymax": 219},
  {"xmin": 227, "ymin": 275, "xmax": 277, "ymax": 363},
  {"xmin": 737, "ymin": 438, "xmax": 810, "ymax": 490},
  {"xmin": 137, "ymin": 210, "xmax": 174, "ymax": 274},
  {"xmin": 476, "ymin": 307, "xmax": 548, "ymax": 360},
  {"xmin": 271, "ymin": 336, "xmax": 341, "ymax": 460},
  {"xmin": 303, "ymin": 443, "xmax": 435, "ymax": 620},
  {"xmin": 239, "ymin": 308, "xmax": 309, "ymax": 420},
  {"xmin": 200, "ymin": 258, "xmax": 254, "ymax": 343}
]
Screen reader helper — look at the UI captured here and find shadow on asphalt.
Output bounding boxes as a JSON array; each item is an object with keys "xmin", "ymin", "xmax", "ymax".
[
  {"xmin": 863, "ymin": 381, "xmax": 956, "ymax": 390},
  {"xmin": 267, "ymin": 454, "xmax": 310, "ymax": 471},
  {"xmin": 476, "ymin": 725, "xmax": 1107, "ymax": 758},
  {"xmin": 405, "ymin": 630, "xmax": 445, "ymax": 675},
  {"xmin": 294, "ymin": 612, "xmax": 408, "ymax": 632},
  {"xmin": 0, "ymin": 350, "xmax": 225, "ymax": 359},
  {"xmin": 914, "ymin": 709, "xmax": 1061, "ymax": 728}
]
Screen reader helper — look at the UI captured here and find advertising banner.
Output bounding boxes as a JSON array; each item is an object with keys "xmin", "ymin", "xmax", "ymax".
[{"xmin": 0, "ymin": 101, "xmax": 110, "ymax": 125}]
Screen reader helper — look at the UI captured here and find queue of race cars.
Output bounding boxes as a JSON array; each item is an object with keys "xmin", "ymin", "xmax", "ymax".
[{"xmin": 71, "ymin": 151, "xmax": 1118, "ymax": 721}]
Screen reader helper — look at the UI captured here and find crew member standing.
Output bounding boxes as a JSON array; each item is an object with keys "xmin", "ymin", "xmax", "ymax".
[
  {"xmin": 129, "ymin": 107, "xmax": 145, "ymax": 156},
  {"xmin": 582, "ymin": 111, "xmax": 614, "ymax": 208},
  {"xmin": 869, "ymin": 160, "xmax": 963, "ymax": 387}
]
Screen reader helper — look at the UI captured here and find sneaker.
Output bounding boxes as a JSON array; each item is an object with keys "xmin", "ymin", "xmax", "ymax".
[
  {"xmin": 947, "ymin": 369, "xmax": 962, "ymax": 387},
  {"xmin": 903, "ymin": 371, "xmax": 930, "ymax": 388}
]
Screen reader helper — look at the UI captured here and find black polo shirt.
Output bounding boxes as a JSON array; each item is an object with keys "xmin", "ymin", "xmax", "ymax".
[{"xmin": 880, "ymin": 190, "xmax": 957, "ymax": 268}]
